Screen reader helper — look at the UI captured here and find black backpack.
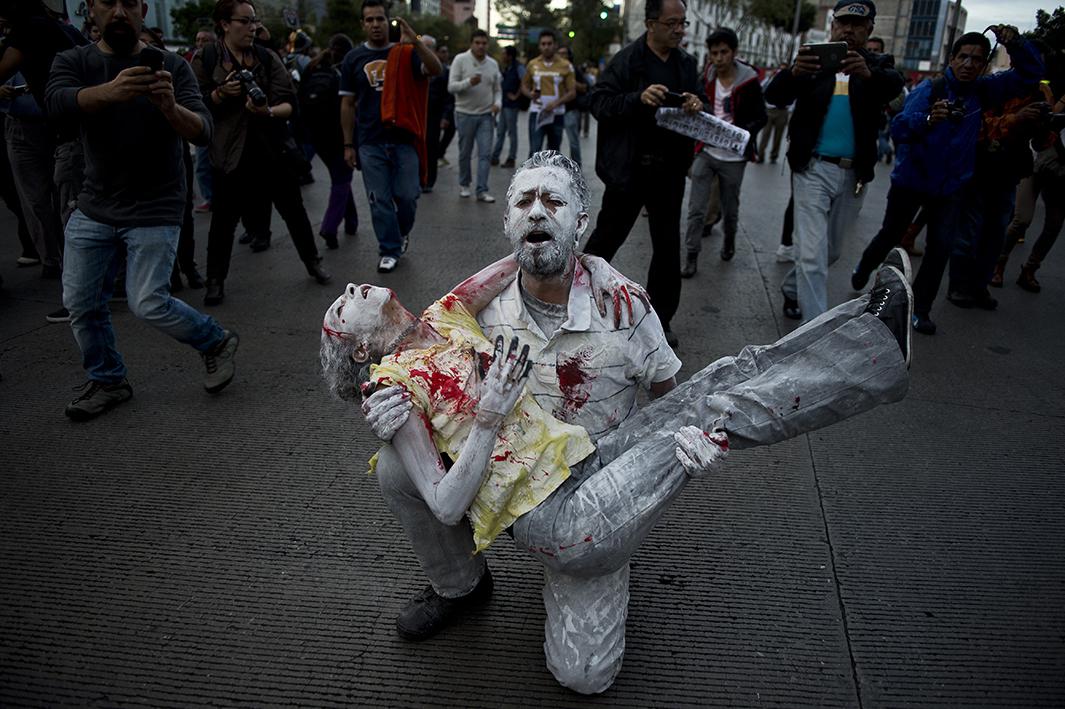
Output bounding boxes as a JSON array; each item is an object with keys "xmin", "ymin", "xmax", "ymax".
[{"xmin": 298, "ymin": 66, "xmax": 339, "ymax": 123}]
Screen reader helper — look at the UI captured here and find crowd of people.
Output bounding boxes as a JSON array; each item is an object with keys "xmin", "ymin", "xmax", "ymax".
[
  {"xmin": 0, "ymin": 0, "xmax": 1057, "ymax": 406},
  {"xmin": 0, "ymin": 0, "xmax": 1059, "ymax": 697}
]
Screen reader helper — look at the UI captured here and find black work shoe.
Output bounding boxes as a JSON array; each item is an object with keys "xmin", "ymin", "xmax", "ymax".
[
  {"xmin": 305, "ymin": 257, "xmax": 332, "ymax": 285},
  {"xmin": 396, "ymin": 568, "xmax": 493, "ymax": 641},
  {"xmin": 972, "ymin": 290, "xmax": 998, "ymax": 311},
  {"xmin": 782, "ymin": 294, "xmax": 802, "ymax": 320},
  {"xmin": 202, "ymin": 330, "xmax": 239, "ymax": 393},
  {"xmin": 864, "ymin": 265, "xmax": 913, "ymax": 367},
  {"xmin": 250, "ymin": 234, "xmax": 271, "ymax": 252},
  {"xmin": 882, "ymin": 247, "xmax": 912, "ymax": 283},
  {"xmin": 719, "ymin": 236, "xmax": 735, "ymax": 261},
  {"xmin": 912, "ymin": 313, "xmax": 936, "ymax": 335},
  {"xmin": 184, "ymin": 267, "xmax": 205, "ymax": 289},
  {"xmin": 321, "ymin": 232, "xmax": 339, "ymax": 250},
  {"xmin": 238, "ymin": 231, "xmax": 254, "ymax": 245},
  {"xmin": 946, "ymin": 290, "xmax": 975, "ymax": 309},
  {"xmin": 203, "ymin": 279, "xmax": 225, "ymax": 306},
  {"xmin": 851, "ymin": 266, "xmax": 870, "ymax": 292},
  {"xmin": 680, "ymin": 252, "xmax": 697, "ymax": 278},
  {"xmin": 65, "ymin": 379, "xmax": 133, "ymax": 421}
]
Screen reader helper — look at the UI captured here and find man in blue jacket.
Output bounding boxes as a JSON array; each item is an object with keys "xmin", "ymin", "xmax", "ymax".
[
  {"xmin": 765, "ymin": 0, "xmax": 903, "ymax": 324},
  {"xmin": 850, "ymin": 25, "xmax": 1042, "ymax": 334}
]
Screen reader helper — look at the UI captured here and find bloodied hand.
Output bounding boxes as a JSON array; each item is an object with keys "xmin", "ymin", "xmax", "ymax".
[
  {"xmin": 476, "ymin": 336, "xmax": 532, "ymax": 427},
  {"xmin": 673, "ymin": 423, "xmax": 729, "ymax": 478},
  {"xmin": 361, "ymin": 384, "xmax": 412, "ymax": 441}
]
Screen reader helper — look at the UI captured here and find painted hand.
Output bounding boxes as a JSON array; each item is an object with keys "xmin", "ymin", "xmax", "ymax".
[
  {"xmin": 579, "ymin": 254, "xmax": 651, "ymax": 329},
  {"xmin": 476, "ymin": 335, "xmax": 531, "ymax": 428},
  {"xmin": 674, "ymin": 423, "xmax": 729, "ymax": 478},
  {"xmin": 361, "ymin": 384, "xmax": 412, "ymax": 442}
]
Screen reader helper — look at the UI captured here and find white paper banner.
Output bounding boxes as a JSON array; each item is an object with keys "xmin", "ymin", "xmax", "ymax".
[{"xmin": 655, "ymin": 107, "xmax": 750, "ymax": 157}]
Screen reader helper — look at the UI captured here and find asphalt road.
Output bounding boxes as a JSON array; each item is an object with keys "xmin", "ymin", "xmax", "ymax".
[{"xmin": 2, "ymin": 122, "xmax": 1063, "ymax": 707}]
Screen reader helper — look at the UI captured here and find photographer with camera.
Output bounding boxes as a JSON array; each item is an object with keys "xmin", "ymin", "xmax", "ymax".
[
  {"xmin": 765, "ymin": 0, "xmax": 903, "ymax": 324},
  {"xmin": 192, "ymin": 0, "xmax": 331, "ymax": 306},
  {"xmin": 45, "ymin": 0, "xmax": 239, "ymax": 420},
  {"xmin": 850, "ymin": 25, "xmax": 1042, "ymax": 335}
]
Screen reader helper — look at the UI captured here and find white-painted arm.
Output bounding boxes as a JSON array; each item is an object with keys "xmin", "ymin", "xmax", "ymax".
[{"xmin": 388, "ymin": 336, "xmax": 532, "ymax": 525}]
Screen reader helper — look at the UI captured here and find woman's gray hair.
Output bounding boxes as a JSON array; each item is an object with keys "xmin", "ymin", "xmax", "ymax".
[
  {"xmin": 505, "ymin": 151, "xmax": 590, "ymax": 213},
  {"xmin": 320, "ymin": 332, "xmax": 373, "ymax": 401}
]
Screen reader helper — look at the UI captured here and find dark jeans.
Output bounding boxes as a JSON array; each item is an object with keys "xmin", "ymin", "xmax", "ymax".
[
  {"xmin": 781, "ymin": 195, "xmax": 794, "ymax": 247},
  {"xmin": 176, "ymin": 144, "xmax": 197, "ymax": 275},
  {"xmin": 949, "ymin": 177, "xmax": 1015, "ymax": 297},
  {"xmin": 583, "ymin": 164, "xmax": 686, "ymax": 330},
  {"xmin": 0, "ymin": 117, "xmax": 35, "ymax": 258},
  {"xmin": 206, "ymin": 148, "xmax": 319, "ymax": 281},
  {"xmin": 426, "ymin": 109, "xmax": 443, "ymax": 189},
  {"xmin": 528, "ymin": 112, "xmax": 564, "ymax": 156}
]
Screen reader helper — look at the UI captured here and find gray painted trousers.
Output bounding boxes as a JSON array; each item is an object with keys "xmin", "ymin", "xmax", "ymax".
[{"xmin": 374, "ymin": 294, "xmax": 907, "ymax": 694}]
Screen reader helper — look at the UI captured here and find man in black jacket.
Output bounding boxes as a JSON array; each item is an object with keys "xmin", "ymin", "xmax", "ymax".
[
  {"xmin": 681, "ymin": 27, "xmax": 766, "ymax": 276},
  {"xmin": 765, "ymin": 0, "xmax": 902, "ymax": 323},
  {"xmin": 583, "ymin": 0, "xmax": 706, "ymax": 348}
]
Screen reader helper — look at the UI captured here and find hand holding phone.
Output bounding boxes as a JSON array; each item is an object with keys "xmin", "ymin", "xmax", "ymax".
[
  {"xmin": 138, "ymin": 45, "xmax": 165, "ymax": 73},
  {"xmin": 802, "ymin": 42, "xmax": 848, "ymax": 74},
  {"xmin": 388, "ymin": 19, "xmax": 401, "ymax": 43},
  {"xmin": 662, "ymin": 91, "xmax": 686, "ymax": 108}
]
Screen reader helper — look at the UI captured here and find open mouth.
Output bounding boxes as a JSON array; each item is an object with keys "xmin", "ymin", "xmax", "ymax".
[
  {"xmin": 526, "ymin": 229, "xmax": 552, "ymax": 244},
  {"xmin": 360, "ymin": 284, "xmax": 372, "ymax": 298}
]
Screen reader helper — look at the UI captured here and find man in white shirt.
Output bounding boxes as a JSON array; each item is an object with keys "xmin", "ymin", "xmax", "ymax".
[
  {"xmin": 682, "ymin": 27, "xmax": 766, "ymax": 276},
  {"xmin": 447, "ymin": 29, "xmax": 501, "ymax": 202}
]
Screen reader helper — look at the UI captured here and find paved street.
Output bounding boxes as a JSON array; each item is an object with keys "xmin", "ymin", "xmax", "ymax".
[{"xmin": 2, "ymin": 125, "xmax": 1064, "ymax": 707}]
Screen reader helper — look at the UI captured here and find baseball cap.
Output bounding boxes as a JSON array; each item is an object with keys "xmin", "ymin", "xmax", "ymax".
[{"xmin": 833, "ymin": 0, "xmax": 877, "ymax": 20}]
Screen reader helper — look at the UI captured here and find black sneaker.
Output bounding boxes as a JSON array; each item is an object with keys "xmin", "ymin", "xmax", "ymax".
[
  {"xmin": 202, "ymin": 330, "xmax": 239, "ymax": 393},
  {"xmin": 680, "ymin": 252, "xmax": 697, "ymax": 278},
  {"xmin": 912, "ymin": 313, "xmax": 936, "ymax": 336},
  {"xmin": 946, "ymin": 290, "xmax": 975, "ymax": 309},
  {"xmin": 851, "ymin": 266, "xmax": 870, "ymax": 292},
  {"xmin": 321, "ymin": 233, "xmax": 339, "ymax": 250},
  {"xmin": 45, "ymin": 307, "xmax": 71, "ymax": 324},
  {"xmin": 396, "ymin": 568, "xmax": 493, "ymax": 641},
  {"xmin": 65, "ymin": 379, "xmax": 133, "ymax": 421},
  {"xmin": 864, "ymin": 265, "xmax": 913, "ymax": 367},
  {"xmin": 882, "ymin": 247, "xmax": 912, "ymax": 283},
  {"xmin": 782, "ymin": 294, "xmax": 802, "ymax": 320}
]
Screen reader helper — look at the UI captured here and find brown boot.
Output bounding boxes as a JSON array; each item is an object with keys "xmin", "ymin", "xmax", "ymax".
[
  {"xmin": 989, "ymin": 257, "xmax": 1006, "ymax": 288},
  {"xmin": 1016, "ymin": 263, "xmax": 1041, "ymax": 293},
  {"xmin": 900, "ymin": 223, "xmax": 924, "ymax": 257}
]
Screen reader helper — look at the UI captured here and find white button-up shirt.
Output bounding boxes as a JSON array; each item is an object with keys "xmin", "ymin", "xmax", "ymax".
[{"xmin": 478, "ymin": 263, "xmax": 681, "ymax": 442}]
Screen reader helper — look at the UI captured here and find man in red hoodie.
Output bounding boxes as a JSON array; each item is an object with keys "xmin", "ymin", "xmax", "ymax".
[{"xmin": 681, "ymin": 27, "xmax": 766, "ymax": 276}]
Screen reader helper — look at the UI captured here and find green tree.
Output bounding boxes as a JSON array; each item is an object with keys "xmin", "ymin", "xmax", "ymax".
[
  {"xmin": 494, "ymin": 0, "xmax": 560, "ymax": 56},
  {"xmin": 563, "ymin": 0, "xmax": 622, "ymax": 65},
  {"xmin": 319, "ymin": 0, "xmax": 363, "ymax": 43},
  {"xmin": 1028, "ymin": 6, "xmax": 1065, "ymax": 47},
  {"xmin": 747, "ymin": 0, "xmax": 815, "ymax": 34},
  {"xmin": 170, "ymin": 0, "xmax": 216, "ymax": 42}
]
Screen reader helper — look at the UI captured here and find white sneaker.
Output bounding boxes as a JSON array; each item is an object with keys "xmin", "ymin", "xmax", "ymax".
[
  {"xmin": 377, "ymin": 256, "xmax": 399, "ymax": 273},
  {"xmin": 459, "ymin": 187, "xmax": 471, "ymax": 198},
  {"xmin": 477, "ymin": 192, "xmax": 496, "ymax": 203},
  {"xmin": 775, "ymin": 244, "xmax": 795, "ymax": 263}
]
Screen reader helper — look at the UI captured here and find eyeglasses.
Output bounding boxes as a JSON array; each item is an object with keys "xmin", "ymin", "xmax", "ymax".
[
  {"xmin": 954, "ymin": 52, "xmax": 986, "ymax": 66},
  {"xmin": 227, "ymin": 17, "xmax": 263, "ymax": 26},
  {"xmin": 651, "ymin": 19, "xmax": 690, "ymax": 30}
]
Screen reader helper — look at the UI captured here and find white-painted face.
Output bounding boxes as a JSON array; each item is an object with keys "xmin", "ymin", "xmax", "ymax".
[
  {"xmin": 504, "ymin": 166, "xmax": 588, "ymax": 277},
  {"xmin": 323, "ymin": 283, "xmax": 407, "ymax": 360}
]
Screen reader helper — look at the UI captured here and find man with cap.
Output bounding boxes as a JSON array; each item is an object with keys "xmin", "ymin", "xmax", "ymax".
[{"xmin": 765, "ymin": 0, "xmax": 903, "ymax": 323}]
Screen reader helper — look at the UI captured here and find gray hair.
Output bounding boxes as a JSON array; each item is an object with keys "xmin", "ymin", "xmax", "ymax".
[
  {"xmin": 421, "ymin": 34, "xmax": 436, "ymax": 50},
  {"xmin": 320, "ymin": 332, "xmax": 372, "ymax": 401},
  {"xmin": 506, "ymin": 150, "xmax": 590, "ymax": 213}
]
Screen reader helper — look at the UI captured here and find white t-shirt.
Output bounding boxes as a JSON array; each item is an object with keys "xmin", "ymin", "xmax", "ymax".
[{"xmin": 705, "ymin": 78, "xmax": 746, "ymax": 163}]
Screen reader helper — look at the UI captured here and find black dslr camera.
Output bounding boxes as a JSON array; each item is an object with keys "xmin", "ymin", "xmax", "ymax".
[
  {"xmin": 234, "ymin": 69, "xmax": 268, "ymax": 108},
  {"xmin": 947, "ymin": 98, "xmax": 967, "ymax": 123}
]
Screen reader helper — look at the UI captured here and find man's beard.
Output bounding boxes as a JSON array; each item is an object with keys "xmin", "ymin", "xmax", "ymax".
[
  {"xmin": 103, "ymin": 21, "xmax": 138, "ymax": 55},
  {"xmin": 513, "ymin": 233, "xmax": 574, "ymax": 277}
]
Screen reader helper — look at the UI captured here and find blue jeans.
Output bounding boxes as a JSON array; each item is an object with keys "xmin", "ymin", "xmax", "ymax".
[
  {"xmin": 563, "ymin": 109, "xmax": 582, "ymax": 166},
  {"xmin": 491, "ymin": 106, "xmax": 519, "ymax": 162},
  {"xmin": 62, "ymin": 210, "xmax": 225, "ymax": 384},
  {"xmin": 528, "ymin": 112, "xmax": 564, "ymax": 156},
  {"xmin": 782, "ymin": 158, "xmax": 866, "ymax": 322},
  {"xmin": 194, "ymin": 143, "xmax": 213, "ymax": 203},
  {"xmin": 358, "ymin": 143, "xmax": 421, "ymax": 257},
  {"xmin": 455, "ymin": 111, "xmax": 494, "ymax": 195}
]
